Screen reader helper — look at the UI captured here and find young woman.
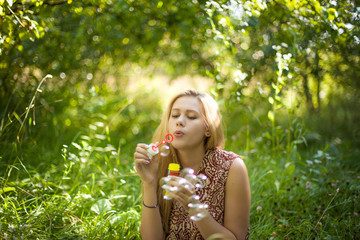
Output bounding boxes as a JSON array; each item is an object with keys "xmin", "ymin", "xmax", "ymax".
[{"xmin": 134, "ymin": 89, "xmax": 251, "ymax": 240}]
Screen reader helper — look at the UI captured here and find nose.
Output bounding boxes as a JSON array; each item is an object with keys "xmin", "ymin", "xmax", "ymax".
[{"xmin": 176, "ymin": 115, "xmax": 185, "ymax": 127}]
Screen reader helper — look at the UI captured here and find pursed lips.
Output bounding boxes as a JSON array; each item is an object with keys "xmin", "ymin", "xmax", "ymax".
[{"xmin": 174, "ymin": 130, "xmax": 184, "ymax": 136}]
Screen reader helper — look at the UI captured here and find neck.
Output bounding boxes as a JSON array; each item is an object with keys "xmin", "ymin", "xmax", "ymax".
[{"xmin": 176, "ymin": 145, "xmax": 205, "ymax": 172}]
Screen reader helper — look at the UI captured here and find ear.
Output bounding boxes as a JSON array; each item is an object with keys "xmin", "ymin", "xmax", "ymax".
[{"xmin": 204, "ymin": 122, "xmax": 211, "ymax": 137}]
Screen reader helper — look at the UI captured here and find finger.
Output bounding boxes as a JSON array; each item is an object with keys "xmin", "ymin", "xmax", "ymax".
[
  {"xmin": 167, "ymin": 180, "xmax": 195, "ymax": 194},
  {"xmin": 168, "ymin": 191, "xmax": 190, "ymax": 209},
  {"xmin": 167, "ymin": 176, "xmax": 185, "ymax": 184},
  {"xmin": 179, "ymin": 187, "xmax": 195, "ymax": 202},
  {"xmin": 134, "ymin": 152, "xmax": 150, "ymax": 161},
  {"xmin": 176, "ymin": 190, "xmax": 192, "ymax": 201},
  {"xmin": 136, "ymin": 145, "xmax": 150, "ymax": 155},
  {"xmin": 137, "ymin": 143, "xmax": 149, "ymax": 149},
  {"xmin": 135, "ymin": 148, "xmax": 153, "ymax": 161},
  {"xmin": 167, "ymin": 189, "xmax": 193, "ymax": 207},
  {"xmin": 167, "ymin": 178, "xmax": 195, "ymax": 194},
  {"xmin": 135, "ymin": 158, "xmax": 150, "ymax": 165},
  {"xmin": 168, "ymin": 191, "xmax": 182, "ymax": 202},
  {"xmin": 135, "ymin": 144, "xmax": 150, "ymax": 155}
]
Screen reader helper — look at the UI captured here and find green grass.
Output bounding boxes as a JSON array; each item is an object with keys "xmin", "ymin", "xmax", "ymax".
[
  {"xmin": 1, "ymin": 86, "xmax": 359, "ymax": 239},
  {"xmin": 247, "ymin": 144, "xmax": 359, "ymax": 239}
]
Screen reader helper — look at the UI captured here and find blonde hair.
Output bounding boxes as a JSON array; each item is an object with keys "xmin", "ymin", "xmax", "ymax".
[{"xmin": 151, "ymin": 89, "xmax": 225, "ymax": 233}]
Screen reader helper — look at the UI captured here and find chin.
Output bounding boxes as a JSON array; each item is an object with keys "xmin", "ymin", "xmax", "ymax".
[{"xmin": 171, "ymin": 142, "xmax": 184, "ymax": 150}]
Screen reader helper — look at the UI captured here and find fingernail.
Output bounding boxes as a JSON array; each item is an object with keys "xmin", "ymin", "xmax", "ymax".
[{"xmin": 146, "ymin": 159, "xmax": 150, "ymax": 164}]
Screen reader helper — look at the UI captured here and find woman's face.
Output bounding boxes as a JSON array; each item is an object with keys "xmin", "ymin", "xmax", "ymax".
[{"xmin": 169, "ymin": 96, "xmax": 207, "ymax": 151}]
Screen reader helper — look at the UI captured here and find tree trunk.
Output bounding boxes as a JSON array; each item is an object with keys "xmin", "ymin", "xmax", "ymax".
[
  {"xmin": 316, "ymin": 77, "xmax": 321, "ymax": 112},
  {"xmin": 302, "ymin": 73, "xmax": 315, "ymax": 112},
  {"xmin": 314, "ymin": 51, "xmax": 321, "ymax": 112}
]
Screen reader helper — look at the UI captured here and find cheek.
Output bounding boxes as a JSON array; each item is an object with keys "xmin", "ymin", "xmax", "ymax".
[
  {"xmin": 191, "ymin": 121, "xmax": 206, "ymax": 135},
  {"xmin": 168, "ymin": 119, "xmax": 176, "ymax": 129}
]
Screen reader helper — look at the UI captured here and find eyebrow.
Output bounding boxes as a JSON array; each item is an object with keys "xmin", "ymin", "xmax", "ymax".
[{"xmin": 171, "ymin": 108, "xmax": 200, "ymax": 114}]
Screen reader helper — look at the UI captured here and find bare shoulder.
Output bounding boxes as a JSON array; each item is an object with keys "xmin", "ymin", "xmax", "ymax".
[
  {"xmin": 224, "ymin": 158, "xmax": 251, "ymax": 239},
  {"xmin": 226, "ymin": 157, "xmax": 250, "ymax": 196},
  {"xmin": 228, "ymin": 158, "xmax": 248, "ymax": 181}
]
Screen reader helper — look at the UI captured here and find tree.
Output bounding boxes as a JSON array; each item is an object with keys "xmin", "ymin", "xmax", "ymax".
[{"xmin": 203, "ymin": 0, "xmax": 359, "ymax": 113}]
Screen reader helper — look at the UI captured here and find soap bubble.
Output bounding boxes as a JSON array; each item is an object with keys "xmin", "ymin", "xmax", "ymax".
[
  {"xmin": 160, "ymin": 176, "xmax": 179, "ymax": 200},
  {"xmin": 187, "ymin": 195, "xmax": 200, "ymax": 208},
  {"xmin": 160, "ymin": 144, "xmax": 170, "ymax": 157},
  {"xmin": 187, "ymin": 194, "xmax": 208, "ymax": 221},
  {"xmin": 197, "ymin": 174, "xmax": 207, "ymax": 181},
  {"xmin": 169, "ymin": 186, "xmax": 179, "ymax": 192},
  {"xmin": 189, "ymin": 209, "xmax": 207, "ymax": 221},
  {"xmin": 160, "ymin": 176, "xmax": 171, "ymax": 188},
  {"xmin": 162, "ymin": 167, "xmax": 209, "ymax": 221},
  {"xmin": 180, "ymin": 169, "xmax": 207, "ymax": 188},
  {"xmin": 178, "ymin": 178, "xmax": 187, "ymax": 184},
  {"xmin": 194, "ymin": 174, "xmax": 207, "ymax": 188},
  {"xmin": 185, "ymin": 173, "xmax": 197, "ymax": 183},
  {"xmin": 163, "ymin": 194, "xmax": 172, "ymax": 200},
  {"xmin": 180, "ymin": 168, "xmax": 195, "ymax": 177}
]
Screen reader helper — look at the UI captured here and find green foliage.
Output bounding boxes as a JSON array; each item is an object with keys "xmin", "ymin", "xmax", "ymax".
[
  {"xmin": 0, "ymin": 0, "xmax": 359, "ymax": 239},
  {"xmin": 205, "ymin": 0, "xmax": 359, "ymax": 135},
  {"xmin": 247, "ymin": 144, "xmax": 359, "ymax": 239},
  {"xmin": 0, "ymin": 93, "xmax": 146, "ymax": 238}
]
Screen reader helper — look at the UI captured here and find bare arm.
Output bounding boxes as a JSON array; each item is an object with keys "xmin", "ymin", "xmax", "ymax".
[
  {"xmin": 134, "ymin": 144, "xmax": 165, "ymax": 240},
  {"xmin": 223, "ymin": 158, "xmax": 251, "ymax": 239},
  {"xmin": 140, "ymin": 182, "xmax": 165, "ymax": 240},
  {"xmin": 167, "ymin": 158, "xmax": 251, "ymax": 239},
  {"xmin": 193, "ymin": 158, "xmax": 251, "ymax": 239}
]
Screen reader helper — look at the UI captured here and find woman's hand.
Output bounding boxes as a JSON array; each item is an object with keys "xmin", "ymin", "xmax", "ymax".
[
  {"xmin": 134, "ymin": 143, "xmax": 159, "ymax": 185},
  {"xmin": 166, "ymin": 176, "xmax": 196, "ymax": 210}
]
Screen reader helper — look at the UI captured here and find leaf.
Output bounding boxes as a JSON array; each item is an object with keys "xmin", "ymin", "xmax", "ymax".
[
  {"xmin": 6, "ymin": 0, "xmax": 13, "ymax": 7},
  {"xmin": 71, "ymin": 142, "xmax": 82, "ymax": 150},
  {"xmin": 13, "ymin": 111, "xmax": 22, "ymax": 125},
  {"xmin": 327, "ymin": 8, "xmax": 338, "ymax": 21},
  {"xmin": 268, "ymin": 110, "xmax": 274, "ymax": 122},
  {"xmin": 109, "ymin": 214, "xmax": 122, "ymax": 225},
  {"xmin": 16, "ymin": 45, "xmax": 23, "ymax": 51},
  {"xmin": 0, "ymin": 187, "xmax": 16, "ymax": 195},
  {"xmin": 275, "ymin": 180, "xmax": 280, "ymax": 192},
  {"xmin": 313, "ymin": 1, "xmax": 322, "ymax": 14},
  {"xmin": 91, "ymin": 199, "xmax": 112, "ymax": 214},
  {"xmin": 19, "ymin": 31, "xmax": 29, "ymax": 41},
  {"xmin": 47, "ymin": 181, "xmax": 61, "ymax": 189},
  {"xmin": 285, "ymin": 162, "xmax": 295, "ymax": 175},
  {"xmin": 275, "ymin": 104, "xmax": 283, "ymax": 110},
  {"xmin": 268, "ymin": 97, "xmax": 274, "ymax": 104},
  {"xmin": 306, "ymin": 160, "xmax": 313, "ymax": 165},
  {"xmin": 95, "ymin": 134, "xmax": 106, "ymax": 140}
]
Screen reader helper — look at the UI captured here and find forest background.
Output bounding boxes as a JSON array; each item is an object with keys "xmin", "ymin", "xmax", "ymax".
[{"xmin": 0, "ymin": 0, "xmax": 359, "ymax": 239}]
